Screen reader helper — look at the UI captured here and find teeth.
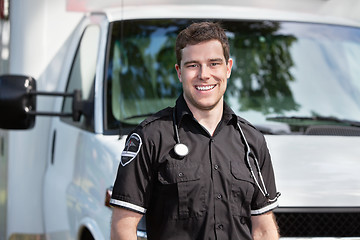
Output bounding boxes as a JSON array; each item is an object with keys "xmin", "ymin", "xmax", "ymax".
[{"xmin": 196, "ymin": 85, "xmax": 215, "ymax": 91}]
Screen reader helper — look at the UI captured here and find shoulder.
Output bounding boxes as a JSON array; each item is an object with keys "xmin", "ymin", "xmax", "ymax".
[
  {"xmin": 237, "ymin": 116, "xmax": 259, "ymax": 133},
  {"xmin": 140, "ymin": 107, "xmax": 173, "ymax": 127},
  {"xmin": 237, "ymin": 116, "xmax": 266, "ymax": 144},
  {"xmin": 132, "ymin": 107, "xmax": 173, "ymax": 136}
]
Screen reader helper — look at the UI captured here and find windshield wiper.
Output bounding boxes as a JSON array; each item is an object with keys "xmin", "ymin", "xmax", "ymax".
[
  {"xmin": 266, "ymin": 116, "xmax": 360, "ymax": 127},
  {"xmin": 123, "ymin": 113, "xmax": 157, "ymax": 121}
]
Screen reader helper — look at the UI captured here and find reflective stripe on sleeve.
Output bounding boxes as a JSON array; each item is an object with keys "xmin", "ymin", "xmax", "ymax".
[
  {"xmin": 110, "ymin": 198, "xmax": 147, "ymax": 214},
  {"xmin": 251, "ymin": 200, "xmax": 279, "ymax": 216}
]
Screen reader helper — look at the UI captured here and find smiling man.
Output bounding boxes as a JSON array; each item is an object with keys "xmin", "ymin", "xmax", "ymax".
[
  {"xmin": 175, "ymin": 37, "xmax": 232, "ymax": 135},
  {"xmin": 110, "ymin": 22, "xmax": 280, "ymax": 240}
]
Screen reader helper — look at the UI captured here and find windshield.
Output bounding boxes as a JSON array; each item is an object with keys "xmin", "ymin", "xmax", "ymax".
[{"xmin": 104, "ymin": 19, "xmax": 360, "ymax": 135}]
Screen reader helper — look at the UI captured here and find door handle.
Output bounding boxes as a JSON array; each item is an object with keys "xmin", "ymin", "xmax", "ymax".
[
  {"xmin": 0, "ymin": 135, "xmax": 4, "ymax": 156},
  {"xmin": 51, "ymin": 130, "xmax": 56, "ymax": 165}
]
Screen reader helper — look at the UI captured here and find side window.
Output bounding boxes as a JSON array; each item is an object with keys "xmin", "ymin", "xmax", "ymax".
[{"xmin": 61, "ymin": 25, "xmax": 100, "ymax": 131}]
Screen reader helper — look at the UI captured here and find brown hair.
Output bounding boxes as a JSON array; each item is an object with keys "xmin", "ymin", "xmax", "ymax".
[{"xmin": 175, "ymin": 21, "xmax": 230, "ymax": 67}]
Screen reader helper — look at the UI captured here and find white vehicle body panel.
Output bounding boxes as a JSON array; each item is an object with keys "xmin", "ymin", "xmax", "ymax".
[
  {"xmin": 267, "ymin": 135, "xmax": 360, "ymax": 207},
  {"xmin": 2, "ymin": 0, "xmax": 82, "ymax": 239},
  {"xmin": 105, "ymin": 4, "xmax": 360, "ymax": 27},
  {"xmin": 42, "ymin": 13, "xmax": 111, "ymax": 240},
  {"xmin": 1, "ymin": 1, "xmax": 359, "ymax": 240}
]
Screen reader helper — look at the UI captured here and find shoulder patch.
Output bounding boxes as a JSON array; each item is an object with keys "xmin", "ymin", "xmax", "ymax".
[{"xmin": 120, "ymin": 133, "xmax": 142, "ymax": 166}]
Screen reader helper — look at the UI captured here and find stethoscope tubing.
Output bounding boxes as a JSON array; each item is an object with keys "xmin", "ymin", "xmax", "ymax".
[
  {"xmin": 172, "ymin": 107, "xmax": 279, "ymax": 202},
  {"xmin": 237, "ymin": 123, "xmax": 269, "ymax": 198},
  {"xmin": 237, "ymin": 122, "xmax": 280, "ymax": 203}
]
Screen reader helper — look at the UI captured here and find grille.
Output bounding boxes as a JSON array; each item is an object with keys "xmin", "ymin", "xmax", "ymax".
[
  {"xmin": 305, "ymin": 125, "xmax": 360, "ymax": 136},
  {"xmin": 275, "ymin": 210, "xmax": 360, "ymax": 237}
]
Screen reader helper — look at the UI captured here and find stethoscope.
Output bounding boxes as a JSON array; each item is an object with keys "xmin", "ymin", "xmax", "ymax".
[{"xmin": 172, "ymin": 107, "xmax": 280, "ymax": 203}]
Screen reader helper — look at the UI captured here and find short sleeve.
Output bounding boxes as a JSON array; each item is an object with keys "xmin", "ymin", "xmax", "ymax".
[
  {"xmin": 250, "ymin": 139, "xmax": 280, "ymax": 215},
  {"xmin": 110, "ymin": 129, "xmax": 154, "ymax": 214}
]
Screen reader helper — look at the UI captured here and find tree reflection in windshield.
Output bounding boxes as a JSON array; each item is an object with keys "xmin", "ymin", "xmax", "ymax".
[
  {"xmin": 105, "ymin": 19, "xmax": 360, "ymax": 135},
  {"xmin": 226, "ymin": 21, "xmax": 299, "ymax": 115}
]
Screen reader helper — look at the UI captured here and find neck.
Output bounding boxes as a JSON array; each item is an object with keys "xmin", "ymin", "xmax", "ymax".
[{"xmin": 187, "ymin": 101, "xmax": 223, "ymax": 136}]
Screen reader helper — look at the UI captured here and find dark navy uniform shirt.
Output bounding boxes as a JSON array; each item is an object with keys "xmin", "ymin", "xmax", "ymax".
[{"xmin": 111, "ymin": 95, "xmax": 279, "ymax": 240}]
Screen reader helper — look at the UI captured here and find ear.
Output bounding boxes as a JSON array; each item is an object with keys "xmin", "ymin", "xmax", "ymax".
[
  {"xmin": 175, "ymin": 64, "xmax": 182, "ymax": 82},
  {"xmin": 226, "ymin": 58, "xmax": 233, "ymax": 79}
]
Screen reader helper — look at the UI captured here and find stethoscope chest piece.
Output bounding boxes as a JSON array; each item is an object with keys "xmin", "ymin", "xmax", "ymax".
[{"xmin": 174, "ymin": 143, "xmax": 189, "ymax": 157}]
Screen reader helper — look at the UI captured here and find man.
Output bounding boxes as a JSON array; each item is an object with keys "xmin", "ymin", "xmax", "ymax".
[{"xmin": 110, "ymin": 22, "xmax": 280, "ymax": 240}]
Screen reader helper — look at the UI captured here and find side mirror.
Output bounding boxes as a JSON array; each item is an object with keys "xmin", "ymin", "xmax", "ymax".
[
  {"xmin": 0, "ymin": 75, "xmax": 92, "ymax": 130},
  {"xmin": 0, "ymin": 75, "xmax": 36, "ymax": 129}
]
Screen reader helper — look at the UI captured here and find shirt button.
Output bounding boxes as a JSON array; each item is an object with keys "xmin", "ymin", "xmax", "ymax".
[
  {"xmin": 217, "ymin": 224, "xmax": 224, "ymax": 230},
  {"xmin": 178, "ymin": 172, "xmax": 184, "ymax": 177},
  {"xmin": 214, "ymin": 164, "xmax": 219, "ymax": 170},
  {"xmin": 216, "ymin": 194, "xmax": 222, "ymax": 199}
]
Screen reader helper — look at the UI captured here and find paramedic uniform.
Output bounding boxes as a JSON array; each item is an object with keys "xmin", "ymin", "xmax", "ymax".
[{"xmin": 110, "ymin": 94, "xmax": 279, "ymax": 240}]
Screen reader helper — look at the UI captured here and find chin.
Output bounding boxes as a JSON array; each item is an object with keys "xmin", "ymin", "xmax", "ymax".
[{"xmin": 196, "ymin": 101, "xmax": 220, "ymax": 111}]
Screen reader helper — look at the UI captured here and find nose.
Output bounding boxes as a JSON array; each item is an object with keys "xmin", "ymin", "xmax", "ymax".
[{"xmin": 198, "ymin": 65, "xmax": 211, "ymax": 80}]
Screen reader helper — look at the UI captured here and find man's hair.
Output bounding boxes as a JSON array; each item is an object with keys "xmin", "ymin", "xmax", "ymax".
[{"xmin": 175, "ymin": 21, "xmax": 230, "ymax": 67}]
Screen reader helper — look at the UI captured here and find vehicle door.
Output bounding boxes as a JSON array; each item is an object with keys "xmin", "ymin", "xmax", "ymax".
[{"xmin": 43, "ymin": 16, "xmax": 104, "ymax": 240}]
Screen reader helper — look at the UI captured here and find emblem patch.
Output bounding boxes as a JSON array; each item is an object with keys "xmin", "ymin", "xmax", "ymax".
[{"xmin": 120, "ymin": 133, "xmax": 142, "ymax": 166}]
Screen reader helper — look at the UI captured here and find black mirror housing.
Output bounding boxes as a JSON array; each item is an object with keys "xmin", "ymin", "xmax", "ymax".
[{"xmin": 0, "ymin": 75, "xmax": 36, "ymax": 129}]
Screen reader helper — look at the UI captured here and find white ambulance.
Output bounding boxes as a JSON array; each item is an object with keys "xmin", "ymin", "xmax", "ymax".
[{"xmin": 1, "ymin": 0, "xmax": 360, "ymax": 239}]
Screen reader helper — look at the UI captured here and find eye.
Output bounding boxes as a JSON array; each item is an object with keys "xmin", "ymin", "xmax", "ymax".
[
  {"xmin": 210, "ymin": 62, "xmax": 222, "ymax": 67},
  {"xmin": 186, "ymin": 64, "xmax": 198, "ymax": 68}
]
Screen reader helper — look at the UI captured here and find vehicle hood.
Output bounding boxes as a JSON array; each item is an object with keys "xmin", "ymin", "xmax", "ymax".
[{"xmin": 266, "ymin": 135, "xmax": 360, "ymax": 207}]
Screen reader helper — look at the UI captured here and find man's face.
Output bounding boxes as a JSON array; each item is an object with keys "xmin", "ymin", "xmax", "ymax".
[{"xmin": 175, "ymin": 40, "xmax": 233, "ymax": 113}]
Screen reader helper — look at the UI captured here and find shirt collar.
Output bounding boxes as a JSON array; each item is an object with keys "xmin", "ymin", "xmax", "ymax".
[
  {"xmin": 175, "ymin": 94, "xmax": 193, "ymax": 127},
  {"xmin": 174, "ymin": 94, "xmax": 238, "ymax": 127},
  {"xmin": 223, "ymin": 101, "xmax": 238, "ymax": 125}
]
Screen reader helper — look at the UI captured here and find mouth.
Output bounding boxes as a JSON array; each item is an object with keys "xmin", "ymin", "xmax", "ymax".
[{"xmin": 195, "ymin": 84, "xmax": 216, "ymax": 91}]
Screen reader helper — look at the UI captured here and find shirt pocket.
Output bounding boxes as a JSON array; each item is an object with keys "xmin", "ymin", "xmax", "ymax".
[
  {"xmin": 230, "ymin": 161, "xmax": 255, "ymax": 217},
  {"xmin": 157, "ymin": 163, "xmax": 206, "ymax": 219}
]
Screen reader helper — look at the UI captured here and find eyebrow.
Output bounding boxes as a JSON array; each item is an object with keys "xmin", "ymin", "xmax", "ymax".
[
  {"xmin": 183, "ymin": 60, "xmax": 199, "ymax": 66},
  {"xmin": 209, "ymin": 58, "xmax": 224, "ymax": 62},
  {"xmin": 183, "ymin": 58, "xmax": 224, "ymax": 65}
]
